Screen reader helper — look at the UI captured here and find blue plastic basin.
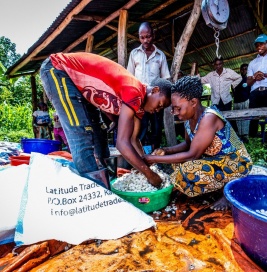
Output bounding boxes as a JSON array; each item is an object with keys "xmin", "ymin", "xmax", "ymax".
[
  {"xmin": 224, "ymin": 175, "xmax": 267, "ymax": 270},
  {"xmin": 21, "ymin": 139, "xmax": 62, "ymax": 155}
]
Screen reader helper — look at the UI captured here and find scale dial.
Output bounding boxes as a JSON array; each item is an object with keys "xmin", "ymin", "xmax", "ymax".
[
  {"xmin": 201, "ymin": 0, "xmax": 230, "ymax": 30},
  {"xmin": 207, "ymin": 0, "xmax": 230, "ymax": 24}
]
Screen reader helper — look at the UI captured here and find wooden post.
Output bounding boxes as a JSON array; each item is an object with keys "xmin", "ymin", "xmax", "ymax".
[
  {"xmin": 171, "ymin": 0, "xmax": 202, "ymax": 81},
  {"xmin": 190, "ymin": 62, "xmax": 197, "ymax": 75},
  {"xmin": 85, "ymin": 35, "xmax": 94, "ymax": 52},
  {"xmin": 164, "ymin": 0, "xmax": 202, "ymax": 146},
  {"xmin": 117, "ymin": 9, "xmax": 128, "ymax": 67},
  {"xmin": 31, "ymin": 75, "xmax": 38, "ymax": 112},
  {"xmin": 30, "ymin": 75, "xmax": 37, "ymax": 138}
]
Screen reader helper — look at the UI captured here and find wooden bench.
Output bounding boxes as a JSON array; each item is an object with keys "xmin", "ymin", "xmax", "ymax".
[
  {"xmin": 222, "ymin": 108, "xmax": 267, "ymax": 143},
  {"xmin": 221, "ymin": 107, "xmax": 267, "ymax": 121},
  {"xmin": 174, "ymin": 107, "xmax": 267, "ymax": 143}
]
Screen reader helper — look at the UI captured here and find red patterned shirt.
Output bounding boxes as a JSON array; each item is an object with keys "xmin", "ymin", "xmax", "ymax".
[{"xmin": 50, "ymin": 52, "xmax": 146, "ymax": 119}]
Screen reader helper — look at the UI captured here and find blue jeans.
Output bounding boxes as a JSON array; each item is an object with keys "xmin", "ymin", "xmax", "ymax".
[{"xmin": 40, "ymin": 58, "xmax": 110, "ymax": 178}]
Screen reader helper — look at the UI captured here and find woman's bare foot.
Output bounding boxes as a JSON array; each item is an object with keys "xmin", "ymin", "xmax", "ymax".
[{"xmin": 210, "ymin": 196, "xmax": 231, "ymax": 211}]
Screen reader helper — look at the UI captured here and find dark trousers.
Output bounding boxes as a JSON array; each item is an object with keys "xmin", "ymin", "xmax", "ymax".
[
  {"xmin": 139, "ymin": 109, "xmax": 164, "ymax": 150},
  {"xmin": 40, "ymin": 58, "xmax": 109, "ymax": 178},
  {"xmin": 249, "ymin": 89, "xmax": 267, "ymax": 137},
  {"xmin": 215, "ymin": 99, "xmax": 232, "ymax": 111}
]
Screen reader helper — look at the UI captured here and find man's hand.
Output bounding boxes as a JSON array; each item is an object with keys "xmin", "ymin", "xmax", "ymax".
[
  {"xmin": 107, "ymin": 121, "xmax": 118, "ymax": 133},
  {"xmin": 254, "ymin": 71, "xmax": 265, "ymax": 81}
]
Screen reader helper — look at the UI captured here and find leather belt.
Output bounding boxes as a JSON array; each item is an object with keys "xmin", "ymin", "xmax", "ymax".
[{"xmin": 255, "ymin": 86, "xmax": 267, "ymax": 91}]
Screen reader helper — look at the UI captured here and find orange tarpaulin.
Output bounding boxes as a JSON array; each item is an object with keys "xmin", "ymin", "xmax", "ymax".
[{"xmin": 0, "ymin": 189, "xmax": 263, "ymax": 271}]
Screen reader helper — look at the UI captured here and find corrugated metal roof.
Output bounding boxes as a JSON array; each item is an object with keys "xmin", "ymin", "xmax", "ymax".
[{"xmin": 6, "ymin": 0, "xmax": 266, "ymax": 77}]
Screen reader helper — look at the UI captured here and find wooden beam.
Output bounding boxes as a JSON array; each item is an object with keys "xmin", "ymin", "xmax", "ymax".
[
  {"xmin": 95, "ymin": 0, "xmax": 178, "ymax": 56},
  {"xmin": 246, "ymin": 0, "xmax": 267, "ymax": 34},
  {"xmin": 171, "ymin": 21, "xmax": 175, "ymax": 54},
  {"xmin": 72, "ymin": 15, "xmax": 105, "ymax": 22},
  {"xmin": 185, "ymin": 29, "xmax": 256, "ymax": 56},
  {"xmin": 139, "ymin": 0, "xmax": 177, "ymax": 19},
  {"xmin": 171, "ymin": 0, "xmax": 202, "ymax": 82},
  {"xmin": 164, "ymin": 0, "xmax": 202, "ymax": 147},
  {"xmin": 105, "ymin": 24, "xmax": 136, "ymax": 40},
  {"xmin": 103, "ymin": 24, "xmax": 173, "ymax": 59},
  {"xmin": 117, "ymin": 10, "xmax": 128, "ymax": 67},
  {"xmin": 222, "ymin": 108, "xmax": 267, "ymax": 120},
  {"xmin": 85, "ymin": 35, "xmax": 94, "ymax": 52},
  {"xmin": 195, "ymin": 51, "xmax": 257, "ymax": 74},
  {"xmin": 30, "ymin": 75, "xmax": 38, "ymax": 112},
  {"xmin": 8, "ymin": 0, "xmax": 94, "ymax": 76},
  {"xmin": 164, "ymin": 3, "xmax": 193, "ymax": 20},
  {"xmin": 63, "ymin": 0, "xmax": 141, "ymax": 53},
  {"xmin": 8, "ymin": 71, "xmax": 36, "ymax": 78}
]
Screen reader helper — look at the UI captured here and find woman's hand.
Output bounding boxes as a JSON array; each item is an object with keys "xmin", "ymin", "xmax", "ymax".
[
  {"xmin": 143, "ymin": 148, "xmax": 166, "ymax": 165},
  {"xmin": 151, "ymin": 148, "xmax": 166, "ymax": 156}
]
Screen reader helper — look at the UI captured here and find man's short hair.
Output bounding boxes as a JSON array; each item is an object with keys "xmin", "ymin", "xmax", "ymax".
[
  {"xmin": 240, "ymin": 63, "xmax": 248, "ymax": 70},
  {"xmin": 139, "ymin": 22, "xmax": 154, "ymax": 35},
  {"xmin": 213, "ymin": 57, "xmax": 224, "ymax": 64},
  {"xmin": 150, "ymin": 78, "xmax": 172, "ymax": 100}
]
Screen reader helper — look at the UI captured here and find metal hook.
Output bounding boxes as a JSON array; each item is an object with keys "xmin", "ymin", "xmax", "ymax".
[{"xmin": 213, "ymin": 27, "xmax": 221, "ymax": 58}]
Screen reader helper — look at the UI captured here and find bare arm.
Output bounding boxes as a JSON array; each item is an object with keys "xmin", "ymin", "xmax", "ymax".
[
  {"xmin": 130, "ymin": 116, "xmax": 144, "ymax": 157},
  {"xmin": 230, "ymin": 70, "xmax": 242, "ymax": 88},
  {"xmin": 126, "ymin": 51, "xmax": 135, "ymax": 75},
  {"xmin": 116, "ymin": 104, "xmax": 163, "ymax": 187},
  {"xmin": 144, "ymin": 114, "xmax": 224, "ymax": 164}
]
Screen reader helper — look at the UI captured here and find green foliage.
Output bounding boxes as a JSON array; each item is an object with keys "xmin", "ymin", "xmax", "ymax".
[
  {"xmin": 0, "ymin": 36, "xmax": 21, "ymax": 68},
  {"xmin": 0, "ymin": 36, "xmax": 44, "ymax": 105},
  {"xmin": 0, "ymin": 129, "xmax": 33, "ymax": 143},
  {"xmin": 244, "ymin": 138, "xmax": 267, "ymax": 167},
  {"xmin": 9, "ymin": 75, "xmax": 44, "ymax": 105},
  {"xmin": 0, "ymin": 103, "xmax": 34, "ymax": 142}
]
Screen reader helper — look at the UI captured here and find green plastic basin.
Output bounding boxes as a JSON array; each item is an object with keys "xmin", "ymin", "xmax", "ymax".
[{"xmin": 110, "ymin": 179, "xmax": 174, "ymax": 213}]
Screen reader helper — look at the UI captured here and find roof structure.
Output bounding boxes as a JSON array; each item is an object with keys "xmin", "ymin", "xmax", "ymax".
[{"xmin": 6, "ymin": 0, "xmax": 267, "ymax": 78}]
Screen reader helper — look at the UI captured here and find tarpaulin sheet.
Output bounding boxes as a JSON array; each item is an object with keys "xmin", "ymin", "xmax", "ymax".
[{"xmin": 0, "ymin": 189, "xmax": 264, "ymax": 272}]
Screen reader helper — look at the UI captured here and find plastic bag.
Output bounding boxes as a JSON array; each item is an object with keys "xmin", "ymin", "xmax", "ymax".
[
  {"xmin": 0, "ymin": 165, "xmax": 29, "ymax": 244},
  {"xmin": 15, "ymin": 153, "xmax": 155, "ymax": 245}
]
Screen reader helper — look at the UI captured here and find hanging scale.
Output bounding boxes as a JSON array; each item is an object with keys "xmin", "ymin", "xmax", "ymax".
[
  {"xmin": 213, "ymin": 27, "xmax": 221, "ymax": 58},
  {"xmin": 201, "ymin": 0, "xmax": 230, "ymax": 57}
]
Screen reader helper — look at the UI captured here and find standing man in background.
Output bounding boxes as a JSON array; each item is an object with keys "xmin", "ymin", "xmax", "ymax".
[
  {"xmin": 247, "ymin": 33, "xmax": 267, "ymax": 138},
  {"xmin": 233, "ymin": 64, "xmax": 251, "ymax": 143},
  {"xmin": 127, "ymin": 22, "xmax": 170, "ymax": 151},
  {"xmin": 200, "ymin": 57, "xmax": 242, "ymax": 111}
]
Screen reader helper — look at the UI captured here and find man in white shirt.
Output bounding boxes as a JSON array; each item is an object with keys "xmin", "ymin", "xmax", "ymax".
[
  {"xmin": 127, "ymin": 22, "xmax": 170, "ymax": 150},
  {"xmin": 201, "ymin": 57, "xmax": 242, "ymax": 111},
  {"xmin": 247, "ymin": 33, "xmax": 267, "ymax": 138}
]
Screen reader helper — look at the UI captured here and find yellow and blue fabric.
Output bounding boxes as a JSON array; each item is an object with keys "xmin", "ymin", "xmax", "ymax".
[{"xmin": 171, "ymin": 106, "xmax": 253, "ymax": 197}]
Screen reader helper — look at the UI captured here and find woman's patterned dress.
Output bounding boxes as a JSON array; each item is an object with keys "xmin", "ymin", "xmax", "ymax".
[{"xmin": 171, "ymin": 105, "xmax": 253, "ymax": 197}]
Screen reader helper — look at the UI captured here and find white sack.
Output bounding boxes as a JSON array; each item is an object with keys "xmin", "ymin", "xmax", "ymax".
[
  {"xmin": 15, "ymin": 153, "xmax": 155, "ymax": 246},
  {"xmin": 0, "ymin": 165, "xmax": 29, "ymax": 244}
]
